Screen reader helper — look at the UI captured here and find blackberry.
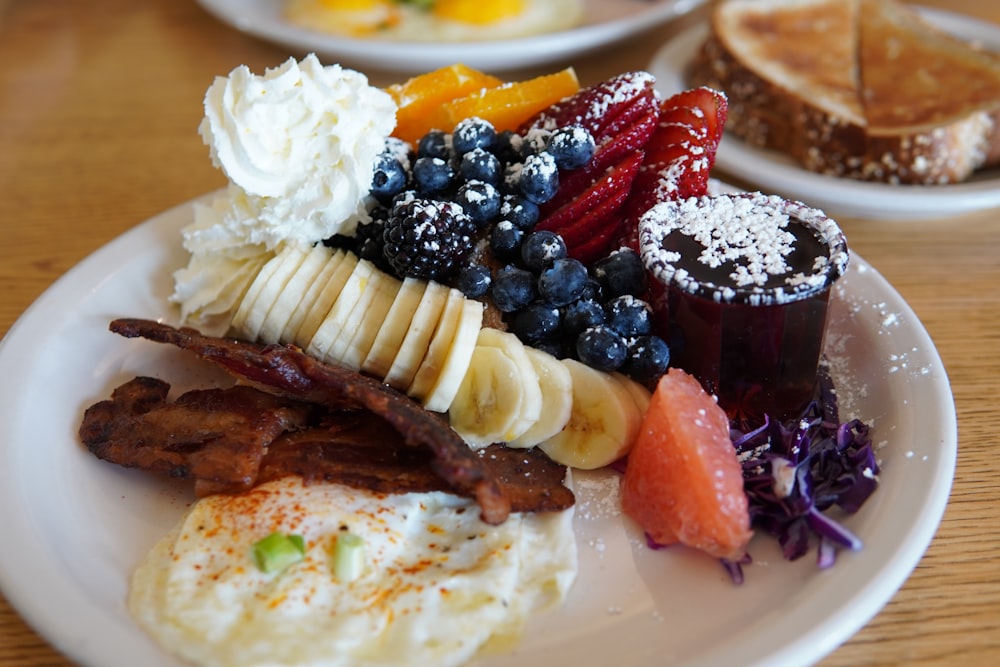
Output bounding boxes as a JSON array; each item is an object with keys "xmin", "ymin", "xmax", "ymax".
[
  {"xmin": 538, "ymin": 257, "xmax": 588, "ymax": 307},
  {"xmin": 382, "ymin": 198, "xmax": 474, "ymax": 281},
  {"xmin": 576, "ymin": 325, "xmax": 628, "ymax": 372},
  {"xmin": 623, "ymin": 335, "xmax": 670, "ymax": 385},
  {"xmin": 605, "ymin": 294, "xmax": 653, "ymax": 338},
  {"xmin": 353, "ymin": 207, "xmax": 392, "ymax": 273},
  {"xmin": 592, "ymin": 248, "xmax": 647, "ymax": 298},
  {"xmin": 547, "ymin": 125, "xmax": 596, "ymax": 170},
  {"xmin": 520, "ymin": 230, "xmax": 567, "ymax": 272}
]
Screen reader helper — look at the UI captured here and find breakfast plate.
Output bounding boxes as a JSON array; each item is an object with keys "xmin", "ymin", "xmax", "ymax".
[
  {"xmin": 195, "ymin": 0, "xmax": 706, "ymax": 73},
  {"xmin": 0, "ymin": 194, "xmax": 955, "ymax": 667},
  {"xmin": 648, "ymin": 7, "xmax": 1000, "ymax": 220}
]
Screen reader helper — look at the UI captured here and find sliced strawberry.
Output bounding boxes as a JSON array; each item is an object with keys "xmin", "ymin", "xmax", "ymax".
[
  {"xmin": 536, "ymin": 151, "xmax": 643, "ymax": 239},
  {"xmin": 555, "ymin": 178, "xmax": 633, "ymax": 250},
  {"xmin": 520, "ymin": 71, "xmax": 658, "ymax": 143},
  {"xmin": 541, "ymin": 106, "xmax": 658, "ymax": 213},
  {"xmin": 616, "ymin": 87, "xmax": 729, "ymax": 251}
]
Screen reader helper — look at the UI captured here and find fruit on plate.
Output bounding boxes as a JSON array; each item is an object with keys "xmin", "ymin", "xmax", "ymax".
[
  {"xmin": 621, "ymin": 368, "xmax": 753, "ymax": 561},
  {"xmin": 537, "ymin": 358, "xmax": 648, "ymax": 469}
]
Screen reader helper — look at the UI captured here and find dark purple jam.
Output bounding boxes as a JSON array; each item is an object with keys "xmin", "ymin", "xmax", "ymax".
[{"xmin": 639, "ymin": 193, "xmax": 849, "ymax": 424}]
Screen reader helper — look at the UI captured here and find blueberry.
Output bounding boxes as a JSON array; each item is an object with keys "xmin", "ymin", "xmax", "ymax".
[
  {"xmin": 519, "ymin": 151, "xmax": 559, "ymax": 204},
  {"xmin": 623, "ymin": 335, "xmax": 670, "ymax": 385},
  {"xmin": 499, "ymin": 194, "xmax": 539, "ymax": 230},
  {"xmin": 562, "ymin": 298, "xmax": 606, "ymax": 337},
  {"xmin": 547, "ymin": 125, "xmax": 596, "ymax": 170},
  {"xmin": 417, "ymin": 130, "xmax": 451, "ymax": 160},
  {"xmin": 520, "ymin": 230, "xmax": 567, "ymax": 273},
  {"xmin": 459, "ymin": 147, "xmax": 501, "ymax": 184},
  {"xmin": 592, "ymin": 248, "xmax": 647, "ymax": 297},
  {"xmin": 522, "ymin": 127, "xmax": 552, "ymax": 156},
  {"xmin": 370, "ymin": 152, "xmax": 409, "ymax": 205},
  {"xmin": 493, "ymin": 129, "xmax": 525, "ymax": 165},
  {"xmin": 453, "ymin": 116, "xmax": 496, "ymax": 154},
  {"xmin": 538, "ymin": 257, "xmax": 588, "ymax": 307},
  {"xmin": 510, "ymin": 300, "xmax": 561, "ymax": 344},
  {"xmin": 412, "ymin": 156, "xmax": 454, "ymax": 194},
  {"xmin": 491, "ymin": 265, "xmax": 537, "ymax": 313},
  {"xmin": 576, "ymin": 325, "xmax": 628, "ymax": 372},
  {"xmin": 605, "ymin": 295, "xmax": 653, "ymax": 338},
  {"xmin": 579, "ymin": 277, "xmax": 605, "ymax": 303},
  {"xmin": 454, "ymin": 180, "xmax": 500, "ymax": 226},
  {"xmin": 455, "ymin": 263, "xmax": 492, "ymax": 299},
  {"xmin": 490, "ymin": 220, "xmax": 524, "ymax": 262}
]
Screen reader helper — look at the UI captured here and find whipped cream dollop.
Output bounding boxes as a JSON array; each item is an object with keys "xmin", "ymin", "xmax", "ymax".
[{"xmin": 172, "ymin": 55, "xmax": 397, "ymax": 329}]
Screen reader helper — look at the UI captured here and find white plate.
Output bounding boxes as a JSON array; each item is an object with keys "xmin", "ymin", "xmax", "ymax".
[
  {"xmin": 196, "ymin": 0, "xmax": 706, "ymax": 73},
  {"xmin": 648, "ymin": 7, "xmax": 1000, "ymax": 220},
  {"xmin": 0, "ymin": 196, "xmax": 956, "ymax": 667}
]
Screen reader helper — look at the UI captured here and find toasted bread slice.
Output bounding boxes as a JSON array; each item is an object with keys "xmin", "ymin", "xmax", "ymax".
[{"xmin": 688, "ymin": 0, "xmax": 1000, "ymax": 185}]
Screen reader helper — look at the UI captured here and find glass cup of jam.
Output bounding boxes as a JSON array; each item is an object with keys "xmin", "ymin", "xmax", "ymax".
[{"xmin": 638, "ymin": 192, "xmax": 849, "ymax": 425}]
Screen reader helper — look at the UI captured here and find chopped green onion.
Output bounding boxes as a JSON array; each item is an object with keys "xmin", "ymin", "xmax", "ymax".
[
  {"xmin": 250, "ymin": 532, "xmax": 306, "ymax": 574},
  {"xmin": 332, "ymin": 532, "xmax": 366, "ymax": 582}
]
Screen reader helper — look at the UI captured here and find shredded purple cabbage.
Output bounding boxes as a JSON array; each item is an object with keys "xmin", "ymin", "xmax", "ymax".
[{"xmin": 730, "ymin": 360, "xmax": 879, "ymax": 574}]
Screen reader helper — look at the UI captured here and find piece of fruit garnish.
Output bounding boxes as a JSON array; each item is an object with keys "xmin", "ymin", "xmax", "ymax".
[
  {"xmin": 621, "ymin": 367, "xmax": 753, "ymax": 562},
  {"xmin": 442, "ymin": 68, "xmax": 580, "ymax": 133},
  {"xmin": 433, "ymin": 0, "xmax": 525, "ymax": 24},
  {"xmin": 387, "ymin": 64, "xmax": 503, "ymax": 143},
  {"xmin": 620, "ymin": 86, "xmax": 729, "ymax": 249}
]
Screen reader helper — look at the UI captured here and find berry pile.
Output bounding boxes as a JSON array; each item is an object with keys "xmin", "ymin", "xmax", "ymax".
[{"xmin": 327, "ymin": 74, "xmax": 727, "ymax": 387}]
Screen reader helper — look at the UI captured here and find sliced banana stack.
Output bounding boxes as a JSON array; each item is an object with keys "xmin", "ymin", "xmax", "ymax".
[{"xmin": 229, "ymin": 244, "xmax": 483, "ymax": 415}]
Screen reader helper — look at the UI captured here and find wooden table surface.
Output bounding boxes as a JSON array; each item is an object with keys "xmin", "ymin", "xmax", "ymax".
[{"xmin": 1, "ymin": 0, "xmax": 998, "ymax": 665}]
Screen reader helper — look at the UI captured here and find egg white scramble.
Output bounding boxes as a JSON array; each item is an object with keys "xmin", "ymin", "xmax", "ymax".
[
  {"xmin": 285, "ymin": 0, "xmax": 584, "ymax": 42},
  {"xmin": 129, "ymin": 475, "xmax": 577, "ymax": 667}
]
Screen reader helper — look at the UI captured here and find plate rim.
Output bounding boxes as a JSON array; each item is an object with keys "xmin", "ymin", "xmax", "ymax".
[
  {"xmin": 195, "ymin": 0, "xmax": 707, "ymax": 72},
  {"xmin": 647, "ymin": 6, "xmax": 1000, "ymax": 220},
  {"xmin": 0, "ymin": 194, "xmax": 958, "ymax": 667}
]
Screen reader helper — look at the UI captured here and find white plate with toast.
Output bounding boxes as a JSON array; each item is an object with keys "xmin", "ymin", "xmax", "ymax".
[
  {"xmin": 0, "ymin": 194, "xmax": 957, "ymax": 666},
  {"xmin": 649, "ymin": 7, "xmax": 1000, "ymax": 221},
  {"xmin": 196, "ymin": 0, "xmax": 706, "ymax": 73}
]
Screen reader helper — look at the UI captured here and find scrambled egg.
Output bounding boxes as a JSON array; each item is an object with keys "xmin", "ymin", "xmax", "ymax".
[
  {"xmin": 130, "ymin": 475, "xmax": 577, "ymax": 667},
  {"xmin": 285, "ymin": 0, "xmax": 584, "ymax": 41}
]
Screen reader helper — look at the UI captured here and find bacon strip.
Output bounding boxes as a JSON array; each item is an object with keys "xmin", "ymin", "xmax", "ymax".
[{"xmin": 106, "ymin": 318, "xmax": 514, "ymax": 524}]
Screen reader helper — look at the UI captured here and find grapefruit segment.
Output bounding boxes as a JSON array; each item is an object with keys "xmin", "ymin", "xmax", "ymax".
[{"xmin": 621, "ymin": 368, "xmax": 752, "ymax": 561}]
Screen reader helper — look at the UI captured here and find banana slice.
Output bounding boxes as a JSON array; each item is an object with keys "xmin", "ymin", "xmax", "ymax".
[
  {"xmin": 449, "ymin": 344, "xmax": 525, "ymax": 449},
  {"xmin": 422, "ymin": 296, "xmax": 484, "ymax": 413},
  {"xmin": 229, "ymin": 249, "xmax": 284, "ymax": 338},
  {"xmin": 362, "ymin": 277, "xmax": 427, "ymax": 379},
  {"xmin": 295, "ymin": 251, "xmax": 357, "ymax": 350},
  {"xmin": 611, "ymin": 372, "xmax": 652, "ymax": 416},
  {"xmin": 508, "ymin": 346, "xmax": 574, "ymax": 448},
  {"xmin": 476, "ymin": 328, "xmax": 543, "ymax": 442},
  {"xmin": 260, "ymin": 243, "xmax": 332, "ymax": 345},
  {"xmin": 338, "ymin": 269, "xmax": 403, "ymax": 371},
  {"xmin": 383, "ymin": 280, "xmax": 449, "ymax": 391},
  {"xmin": 307, "ymin": 257, "xmax": 377, "ymax": 362},
  {"xmin": 279, "ymin": 247, "xmax": 344, "ymax": 345},
  {"xmin": 239, "ymin": 245, "xmax": 309, "ymax": 342},
  {"xmin": 538, "ymin": 358, "xmax": 644, "ymax": 469},
  {"xmin": 408, "ymin": 287, "xmax": 466, "ymax": 402}
]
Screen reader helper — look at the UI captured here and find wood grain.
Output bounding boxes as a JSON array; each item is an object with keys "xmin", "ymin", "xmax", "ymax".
[{"xmin": 1, "ymin": 0, "xmax": 998, "ymax": 665}]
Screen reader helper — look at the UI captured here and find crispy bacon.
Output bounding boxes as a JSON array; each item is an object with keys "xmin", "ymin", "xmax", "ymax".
[{"xmin": 104, "ymin": 319, "xmax": 525, "ymax": 523}]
